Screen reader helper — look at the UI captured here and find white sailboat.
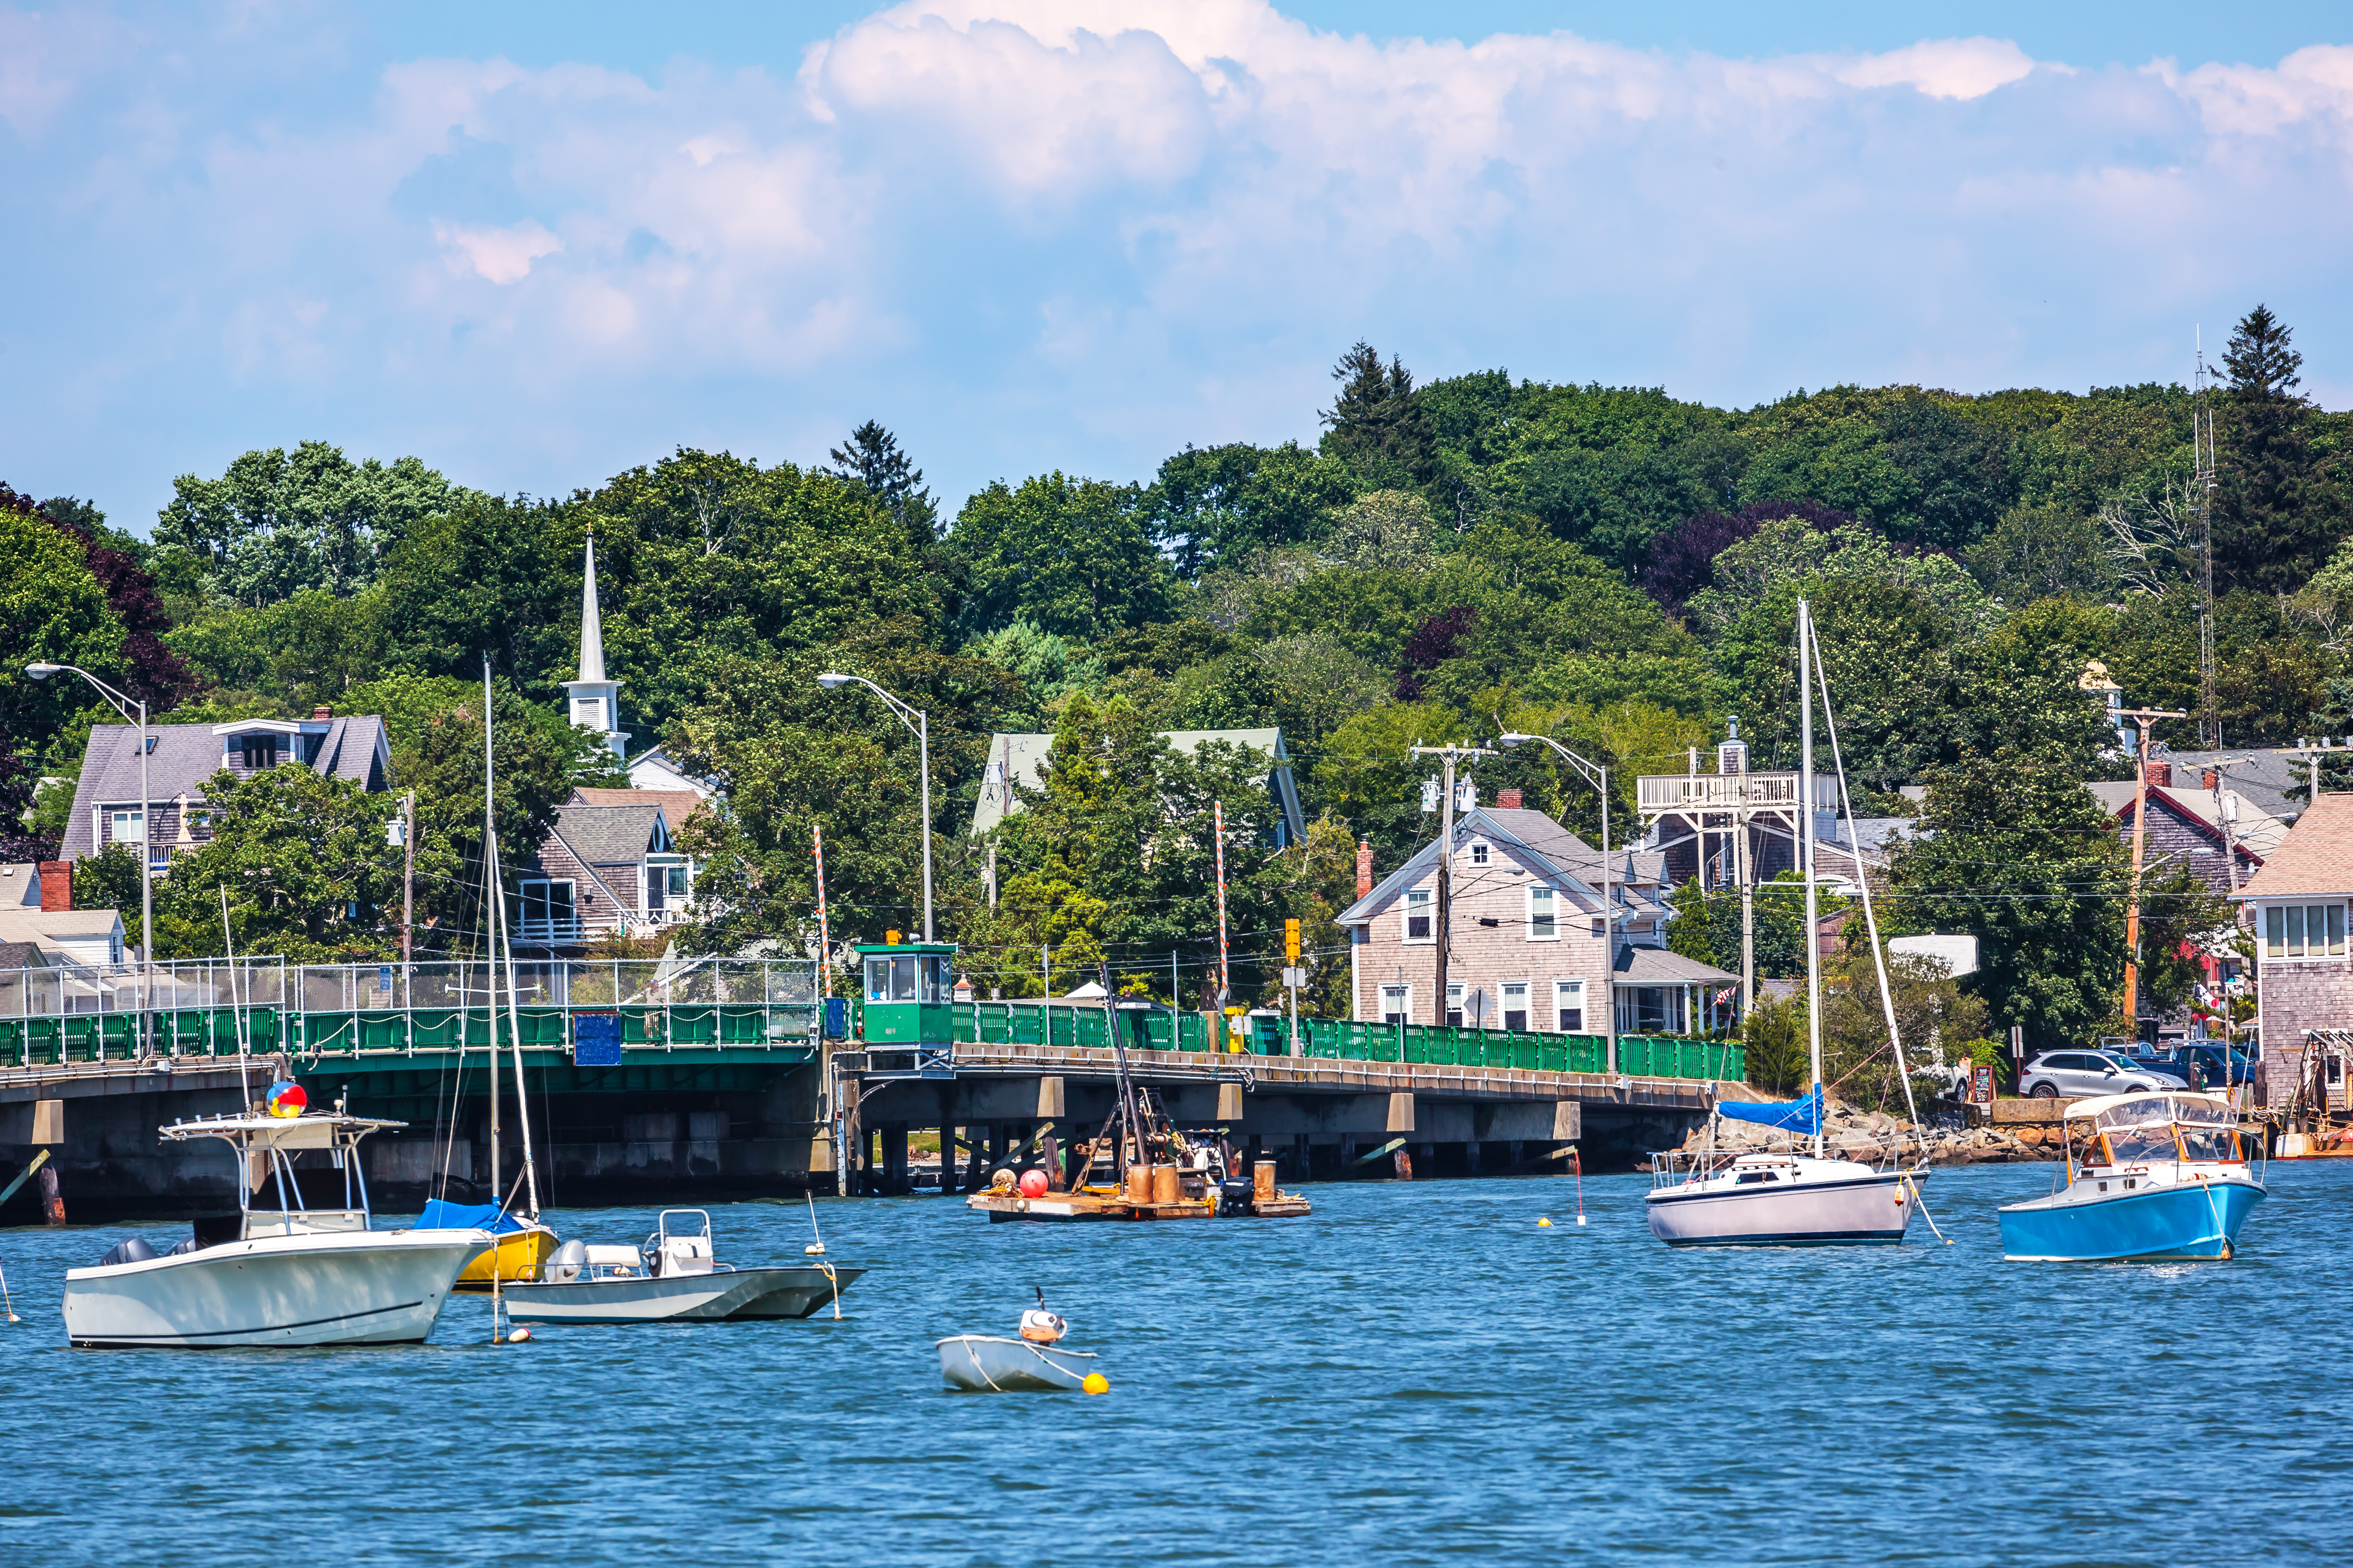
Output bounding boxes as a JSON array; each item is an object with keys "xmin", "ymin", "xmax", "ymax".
[
  {"xmin": 1646, "ymin": 599, "xmax": 1920, "ymax": 1247},
  {"xmin": 61, "ymin": 1110, "xmax": 489, "ymax": 1347}
]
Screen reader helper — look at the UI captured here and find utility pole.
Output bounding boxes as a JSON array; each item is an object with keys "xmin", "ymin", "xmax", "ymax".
[
  {"xmin": 2120, "ymin": 705, "xmax": 2190, "ymax": 1033},
  {"xmin": 1738, "ymin": 807, "xmax": 1754, "ymax": 1014},
  {"xmin": 1410, "ymin": 743, "xmax": 1495, "ymax": 1027},
  {"xmin": 2195, "ymin": 331, "xmax": 2221, "ymax": 750},
  {"xmin": 400, "ymin": 790, "xmax": 416, "ymax": 981}
]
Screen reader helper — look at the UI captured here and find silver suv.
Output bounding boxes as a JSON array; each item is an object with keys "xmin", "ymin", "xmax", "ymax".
[{"xmin": 2020, "ymin": 1050, "xmax": 2189, "ymax": 1099}]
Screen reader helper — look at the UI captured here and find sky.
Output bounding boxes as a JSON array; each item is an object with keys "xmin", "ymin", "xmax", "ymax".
[{"xmin": 3, "ymin": 1, "xmax": 2350, "ymax": 535}]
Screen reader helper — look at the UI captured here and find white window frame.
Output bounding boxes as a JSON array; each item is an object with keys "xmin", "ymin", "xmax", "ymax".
[
  {"xmin": 111, "ymin": 808, "xmax": 146, "ymax": 844},
  {"xmin": 2264, "ymin": 902, "xmax": 2348, "ymax": 962},
  {"xmin": 1378, "ymin": 983, "xmax": 1412, "ymax": 1025},
  {"xmin": 1554, "ymin": 979, "xmax": 1586, "ymax": 1034},
  {"xmin": 1446, "ymin": 981, "xmax": 1467, "ymax": 1028},
  {"xmin": 1468, "ymin": 840, "xmax": 1490, "ymax": 866},
  {"xmin": 1403, "ymin": 885, "xmax": 1435, "ymax": 945},
  {"xmin": 1500, "ymin": 980, "xmax": 1530, "ymax": 1033},
  {"xmin": 1527, "ymin": 884, "xmax": 1558, "ymax": 941}
]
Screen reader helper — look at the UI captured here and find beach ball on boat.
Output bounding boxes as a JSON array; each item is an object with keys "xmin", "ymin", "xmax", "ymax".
[{"xmin": 265, "ymin": 1081, "xmax": 308, "ymax": 1119}]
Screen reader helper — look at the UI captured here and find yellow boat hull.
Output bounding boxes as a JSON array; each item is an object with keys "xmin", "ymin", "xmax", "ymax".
[{"xmin": 453, "ymin": 1223, "xmax": 559, "ymax": 1291}]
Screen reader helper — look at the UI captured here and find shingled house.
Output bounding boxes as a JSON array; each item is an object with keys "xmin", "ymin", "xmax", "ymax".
[
  {"xmin": 2236, "ymin": 793, "xmax": 2353, "ymax": 1111},
  {"xmin": 59, "ymin": 709, "xmax": 393, "ymax": 877},
  {"xmin": 1337, "ymin": 792, "xmax": 1739, "ymax": 1037}
]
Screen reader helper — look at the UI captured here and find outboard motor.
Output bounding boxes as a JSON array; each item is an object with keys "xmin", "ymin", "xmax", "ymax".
[
  {"xmin": 98, "ymin": 1237, "xmax": 160, "ymax": 1268},
  {"xmin": 544, "ymin": 1238, "xmax": 588, "ymax": 1283},
  {"xmin": 1218, "ymin": 1178, "xmax": 1256, "ymax": 1216},
  {"xmin": 1019, "ymin": 1285, "xmax": 1067, "ymax": 1343}
]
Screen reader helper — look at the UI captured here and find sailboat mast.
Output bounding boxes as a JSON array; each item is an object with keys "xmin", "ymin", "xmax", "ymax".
[
  {"xmin": 491, "ymin": 818, "xmax": 541, "ymax": 1217},
  {"xmin": 482, "ymin": 659, "xmax": 501, "ymax": 1207},
  {"xmin": 1798, "ymin": 600, "xmax": 1824, "ymax": 1160}
]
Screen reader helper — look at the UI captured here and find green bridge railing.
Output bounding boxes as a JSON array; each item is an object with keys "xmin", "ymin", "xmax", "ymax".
[
  {"xmin": 940, "ymin": 1001, "xmax": 1741, "ymax": 1083},
  {"xmin": 0, "ymin": 958, "xmax": 820, "ymax": 1072}
]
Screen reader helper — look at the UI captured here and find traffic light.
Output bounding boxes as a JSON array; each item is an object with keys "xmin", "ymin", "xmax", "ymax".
[{"xmin": 1284, "ymin": 918, "xmax": 1301, "ymax": 962}]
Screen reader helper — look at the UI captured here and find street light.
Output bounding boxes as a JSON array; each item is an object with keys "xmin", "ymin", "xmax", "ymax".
[
  {"xmin": 26, "ymin": 662, "xmax": 154, "ymax": 1041},
  {"xmin": 816, "ymin": 672, "xmax": 933, "ymax": 942},
  {"xmin": 1497, "ymin": 731, "xmax": 1617, "ymax": 1072}
]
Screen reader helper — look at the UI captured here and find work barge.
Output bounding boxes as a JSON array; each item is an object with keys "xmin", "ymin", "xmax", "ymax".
[{"xmin": 2, "ymin": 944, "xmax": 1738, "ymax": 1221}]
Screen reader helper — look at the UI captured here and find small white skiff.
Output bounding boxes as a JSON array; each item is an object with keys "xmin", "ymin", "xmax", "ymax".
[
  {"xmin": 937, "ymin": 1335, "xmax": 1099, "ymax": 1392},
  {"xmin": 62, "ymin": 1111, "xmax": 488, "ymax": 1348},
  {"xmin": 500, "ymin": 1210, "xmax": 862, "ymax": 1325}
]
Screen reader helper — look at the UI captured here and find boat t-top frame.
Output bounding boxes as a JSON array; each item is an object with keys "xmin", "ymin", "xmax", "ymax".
[{"xmin": 159, "ymin": 1112, "xmax": 406, "ymax": 1234}]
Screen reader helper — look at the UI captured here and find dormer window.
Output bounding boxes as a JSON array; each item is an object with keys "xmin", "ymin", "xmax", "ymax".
[{"xmin": 237, "ymin": 734, "xmax": 278, "ymax": 770}]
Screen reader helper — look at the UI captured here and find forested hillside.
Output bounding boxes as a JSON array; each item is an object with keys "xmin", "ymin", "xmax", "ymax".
[{"xmin": 4, "ymin": 309, "xmax": 2345, "ymax": 1034}]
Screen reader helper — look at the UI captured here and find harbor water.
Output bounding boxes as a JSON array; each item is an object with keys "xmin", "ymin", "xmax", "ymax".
[{"xmin": 6, "ymin": 1162, "xmax": 2348, "ymax": 1565}]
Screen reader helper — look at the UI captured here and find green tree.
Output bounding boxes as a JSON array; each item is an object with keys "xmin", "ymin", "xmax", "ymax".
[
  {"xmin": 1890, "ymin": 744, "xmax": 2127, "ymax": 1052},
  {"xmin": 1320, "ymin": 342, "xmax": 1437, "ymax": 490},
  {"xmin": 1149, "ymin": 441, "xmax": 1358, "ymax": 578},
  {"xmin": 826, "ymin": 420, "xmax": 939, "ymax": 543},
  {"xmin": 1, "ymin": 489, "xmax": 129, "ymax": 857},
  {"xmin": 149, "ymin": 765, "xmax": 406, "ymax": 961},
  {"xmin": 2214, "ymin": 304, "xmax": 2342, "ymax": 593},
  {"xmin": 948, "ymin": 473, "xmax": 1174, "ymax": 641},
  {"xmin": 1965, "ymin": 503, "xmax": 2115, "ymax": 603},
  {"xmin": 154, "ymin": 442, "xmax": 462, "ymax": 605}
]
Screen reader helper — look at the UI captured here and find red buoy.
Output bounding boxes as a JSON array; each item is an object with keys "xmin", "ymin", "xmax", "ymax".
[{"xmin": 1019, "ymin": 1168, "xmax": 1050, "ymax": 1199}]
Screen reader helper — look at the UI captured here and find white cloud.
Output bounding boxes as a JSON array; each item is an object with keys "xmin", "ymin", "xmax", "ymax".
[
  {"xmin": 434, "ymin": 219, "xmax": 563, "ymax": 284},
  {"xmin": 4, "ymin": 0, "xmax": 2352, "ymax": 526}
]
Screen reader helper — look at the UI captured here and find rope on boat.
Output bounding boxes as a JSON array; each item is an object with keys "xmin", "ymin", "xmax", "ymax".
[{"xmin": 1901, "ymin": 1172, "xmax": 1952, "ymax": 1246}]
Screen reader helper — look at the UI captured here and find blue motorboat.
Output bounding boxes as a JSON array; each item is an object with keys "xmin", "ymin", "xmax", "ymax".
[{"xmin": 1999, "ymin": 1092, "xmax": 2266, "ymax": 1262}]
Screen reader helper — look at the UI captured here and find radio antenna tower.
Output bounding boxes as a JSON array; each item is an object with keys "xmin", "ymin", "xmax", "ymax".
[{"xmin": 2196, "ymin": 328, "xmax": 2220, "ymax": 748}]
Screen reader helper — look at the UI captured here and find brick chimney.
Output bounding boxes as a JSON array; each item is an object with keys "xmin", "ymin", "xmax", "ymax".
[
  {"xmin": 1355, "ymin": 839, "xmax": 1374, "ymax": 899},
  {"xmin": 1496, "ymin": 788, "xmax": 1523, "ymax": 809},
  {"xmin": 311, "ymin": 705, "xmax": 333, "ymax": 721},
  {"xmin": 2146, "ymin": 760, "xmax": 2172, "ymax": 788},
  {"xmin": 39, "ymin": 861, "xmax": 71, "ymax": 912},
  {"xmin": 2203, "ymin": 768, "xmax": 2220, "ymax": 791}
]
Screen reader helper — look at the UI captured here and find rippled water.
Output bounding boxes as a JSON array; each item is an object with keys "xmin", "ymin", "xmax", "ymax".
[{"xmin": 4, "ymin": 1161, "xmax": 2346, "ymax": 1565}]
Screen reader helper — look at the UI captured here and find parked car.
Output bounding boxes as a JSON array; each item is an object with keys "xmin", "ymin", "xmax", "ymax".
[
  {"xmin": 2153, "ymin": 1044, "xmax": 2257, "ymax": 1091},
  {"xmin": 2020, "ymin": 1051, "xmax": 2189, "ymax": 1099}
]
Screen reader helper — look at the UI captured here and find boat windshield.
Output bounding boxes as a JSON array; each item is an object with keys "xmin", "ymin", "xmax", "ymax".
[
  {"xmin": 2103, "ymin": 1125, "xmax": 2181, "ymax": 1164},
  {"xmin": 2177, "ymin": 1125, "xmax": 2246, "ymax": 1163}
]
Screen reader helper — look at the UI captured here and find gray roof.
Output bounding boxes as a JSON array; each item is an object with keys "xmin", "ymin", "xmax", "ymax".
[
  {"xmin": 1615, "ymin": 946, "xmax": 1742, "ymax": 986},
  {"xmin": 549, "ymin": 803, "xmax": 672, "ymax": 866},
  {"xmin": 61, "ymin": 716, "xmax": 391, "ymax": 858},
  {"xmin": 0, "ymin": 940, "xmax": 47, "ymax": 971},
  {"xmin": 2159, "ymin": 747, "xmax": 2304, "ymax": 825},
  {"xmin": 971, "ymin": 727, "xmax": 1307, "ymax": 844},
  {"xmin": 1337, "ymin": 804, "xmax": 1670, "ymax": 927}
]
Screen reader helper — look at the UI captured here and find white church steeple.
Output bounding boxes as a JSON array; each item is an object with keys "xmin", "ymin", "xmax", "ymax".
[{"xmin": 561, "ymin": 532, "xmax": 627, "ymax": 763}]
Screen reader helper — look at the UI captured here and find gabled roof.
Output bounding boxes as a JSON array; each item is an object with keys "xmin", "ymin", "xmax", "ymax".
[
  {"xmin": 2157, "ymin": 747, "xmax": 2304, "ymax": 825},
  {"xmin": 1615, "ymin": 946, "xmax": 1742, "ymax": 986},
  {"xmin": 61, "ymin": 716, "xmax": 392, "ymax": 858},
  {"xmin": 970, "ymin": 727, "xmax": 1307, "ymax": 844},
  {"xmin": 548, "ymin": 803, "xmax": 672, "ymax": 866},
  {"xmin": 569, "ymin": 787, "xmax": 705, "ymax": 838},
  {"xmin": 2237, "ymin": 793, "xmax": 2353, "ymax": 901},
  {"xmin": 2087, "ymin": 779, "xmax": 2285, "ymax": 862},
  {"xmin": 1337, "ymin": 805, "xmax": 1669, "ymax": 927}
]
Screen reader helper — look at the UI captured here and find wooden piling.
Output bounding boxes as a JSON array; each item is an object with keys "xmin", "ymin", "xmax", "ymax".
[{"xmin": 39, "ymin": 1162, "xmax": 65, "ymax": 1225}]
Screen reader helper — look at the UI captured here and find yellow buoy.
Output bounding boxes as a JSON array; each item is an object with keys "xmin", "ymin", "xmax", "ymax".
[
  {"xmin": 1537, "ymin": 1217, "xmax": 1552, "ymax": 1227},
  {"xmin": 1081, "ymin": 1372, "xmax": 1110, "ymax": 1395}
]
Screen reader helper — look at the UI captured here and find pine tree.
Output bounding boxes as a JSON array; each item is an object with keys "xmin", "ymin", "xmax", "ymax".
[
  {"xmin": 826, "ymin": 421, "xmax": 939, "ymax": 540},
  {"xmin": 2214, "ymin": 305, "xmax": 2341, "ymax": 593},
  {"xmin": 1318, "ymin": 341, "xmax": 1437, "ymax": 489}
]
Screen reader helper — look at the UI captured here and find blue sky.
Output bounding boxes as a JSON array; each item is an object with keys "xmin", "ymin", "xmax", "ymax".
[{"xmin": 3, "ymin": 1, "xmax": 2349, "ymax": 534}]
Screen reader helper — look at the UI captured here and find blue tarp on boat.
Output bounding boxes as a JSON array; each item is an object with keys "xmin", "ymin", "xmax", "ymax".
[
  {"xmin": 1717, "ymin": 1088, "xmax": 1823, "ymax": 1134},
  {"xmin": 414, "ymin": 1198, "xmax": 528, "ymax": 1234}
]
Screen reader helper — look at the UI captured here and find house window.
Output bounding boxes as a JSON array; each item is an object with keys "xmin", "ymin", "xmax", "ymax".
[
  {"xmin": 1379, "ymin": 984, "xmax": 1410, "ymax": 1025},
  {"xmin": 237, "ymin": 734, "xmax": 278, "ymax": 770},
  {"xmin": 1555, "ymin": 980, "xmax": 1585, "ymax": 1033},
  {"xmin": 1446, "ymin": 982, "xmax": 1465, "ymax": 1028},
  {"xmin": 1469, "ymin": 841, "xmax": 1490, "ymax": 866},
  {"xmin": 1527, "ymin": 885, "xmax": 1557, "ymax": 941},
  {"xmin": 1404, "ymin": 887, "xmax": 1433, "ymax": 943},
  {"xmin": 1502, "ymin": 981, "xmax": 1529, "ymax": 1032},
  {"xmin": 1591, "ymin": 916, "xmax": 1606, "ymax": 938},
  {"xmin": 520, "ymin": 880, "xmax": 577, "ymax": 940},
  {"xmin": 2265, "ymin": 903, "xmax": 2347, "ymax": 960},
  {"xmin": 110, "ymin": 809, "xmax": 145, "ymax": 844}
]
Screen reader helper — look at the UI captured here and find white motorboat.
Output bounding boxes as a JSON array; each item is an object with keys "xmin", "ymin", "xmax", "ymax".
[
  {"xmin": 500, "ymin": 1209, "xmax": 862, "ymax": 1324},
  {"xmin": 61, "ymin": 1109, "xmax": 490, "ymax": 1348},
  {"xmin": 1644, "ymin": 599, "xmax": 1923, "ymax": 1250}
]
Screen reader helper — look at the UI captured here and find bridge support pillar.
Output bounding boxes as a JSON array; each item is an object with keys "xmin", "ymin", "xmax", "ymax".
[{"xmin": 881, "ymin": 1123, "xmax": 908, "ymax": 1195}]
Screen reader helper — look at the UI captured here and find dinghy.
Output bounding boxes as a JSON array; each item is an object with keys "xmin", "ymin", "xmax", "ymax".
[
  {"xmin": 938, "ymin": 1290, "xmax": 1104, "ymax": 1392},
  {"xmin": 500, "ymin": 1209, "xmax": 861, "ymax": 1324}
]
